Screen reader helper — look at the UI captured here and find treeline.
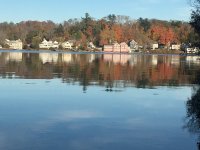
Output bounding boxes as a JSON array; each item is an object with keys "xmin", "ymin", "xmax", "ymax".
[{"xmin": 0, "ymin": 13, "xmax": 198, "ymax": 49}]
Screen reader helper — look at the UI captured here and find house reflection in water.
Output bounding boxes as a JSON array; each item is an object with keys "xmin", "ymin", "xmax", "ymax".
[
  {"xmin": 89, "ymin": 54, "xmax": 96, "ymax": 63},
  {"xmin": 129, "ymin": 55, "xmax": 142, "ymax": 66},
  {"xmin": 103, "ymin": 54, "xmax": 131, "ymax": 65},
  {"xmin": 5, "ymin": 52, "xmax": 23, "ymax": 62},
  {"xmin": 152, "ymin": 55, "xmax": 158, "ymax": 66},
  {"xmin": 171, "ymin": 55, "xmax": 180, "ymax": 65},
  {"xmin": 186, "ymin": 56, "xmax": 200, "ymax": 65},
  {"xmin": 62, "ymin": 54, "xmax": 72, "ymax": 63},
  {"xmin": 39, "ymin": 53, "xmax": 59, "ymax": 64}
]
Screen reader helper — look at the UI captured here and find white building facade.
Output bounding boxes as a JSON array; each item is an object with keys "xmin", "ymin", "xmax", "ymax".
[
  {"xmin": 62, "ymin": 41, "xmax": 72, "ymax": 49},
  {"xmin": 87, "ymin": 42, "xmax": 96, "ymax": 49},
  {"xmin": 152, "ymin": 43, "xmax": 159, "ymax": 50},
  {"xmin": 39, "ymin": 39, "xmax": 59, "ymax": 49},
  {"xmin": 5, "ymin": 39, "xmax": 23, "ymax": 50},
  {"xmin": 129, "ymin": 40, "xmax": 139, "ymax": 51},
  {"xmin": 171, "ymin": 44, "xmax": 181, "ymax": 50}
]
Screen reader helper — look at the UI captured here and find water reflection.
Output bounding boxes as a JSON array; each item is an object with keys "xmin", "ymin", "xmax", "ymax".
[
  {"xmin": 5, "ymin": 52, "xmax": 23, "ymax": 62},
  {"xmin": 0, "ymin": 52, "xmax": 200, "ymax": 91},
  {"xmin": 1, "ymin": 51, "xmax": 200, "ymax": 150},
  {"xmin": 103, "ymin": 54, "xmax": 131, "ymax": 65},
  {"xmin": 184, "ymin": 70, "xmax": 200, "ymax": 149},
  {"xmin": 39, "ymin": 53, "xmax": 59, "ymax": 64}
]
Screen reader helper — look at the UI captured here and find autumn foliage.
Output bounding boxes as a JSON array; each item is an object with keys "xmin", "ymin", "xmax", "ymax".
[
  {"xmin": 0, "ymin": 13, "xmax": 195, "ymax": 48},
  {"xmin": 150, "ymin": 24, "xmax": 177, "ymax": 45}
]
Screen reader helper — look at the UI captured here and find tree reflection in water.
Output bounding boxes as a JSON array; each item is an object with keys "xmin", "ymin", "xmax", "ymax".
[{"xmin": 185, "ymin": 71, "xmax": 200, "ymax": 149}]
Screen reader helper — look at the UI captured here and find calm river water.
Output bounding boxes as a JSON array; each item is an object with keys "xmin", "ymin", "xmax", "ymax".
[{"xmin": 0, "ymin": 51, "xmax": 200, "ymax": 150}]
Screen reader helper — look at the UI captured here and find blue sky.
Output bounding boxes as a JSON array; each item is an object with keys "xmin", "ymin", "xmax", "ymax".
[{"xmin": 0, "ymin": 0, "xmax": 192, "ymax": 23}]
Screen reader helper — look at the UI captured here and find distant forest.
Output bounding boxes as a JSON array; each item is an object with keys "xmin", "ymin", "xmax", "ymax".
[{"xmin": 0, "ymin": 13, "xmax": 198, "ymax": 49}]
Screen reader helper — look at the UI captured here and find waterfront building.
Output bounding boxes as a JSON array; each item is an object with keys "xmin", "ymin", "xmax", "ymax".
[
  {"xmin": 171, "ymin": 44, "xmax": 181, "ymax": 50},
  {"xmin": 103, "ymin": 42, "xmax": 129, "ymax": 53},
  {"xmin": 151, "ymin": 43, "xmax": 159, "ymax": 50},
  {"xmin": 120, "ymin": 42, "xmax": 130, "ymax": 53},
  {"xmin": 53, "ymin": 41, "xmax": 59, "ymax": 49},
  {"xmin": 39, "ymin": 39, "xmax": 59, "ymax": 49},
  {"xmin": 103, "ymin": 45, "xmax": 113, "ymax": 52},
  {"xmin": 5, "ymin": 39, "xmax": 23, "ymax": 50},
  {"xmin": 186, "ymin": 47, "xmax": 199, "ymax": 54},
  {"xmin": 62, "ymin": 41, "xmax": 72, "ymax": 49},
  {"xmin": 113, "ymin": 42, "xmax": 121, "ymax": 52},
  {"xmin": 129, "ymin": 40, "xmax": 139, "ymax": 51},
  {"xmin": 87, "ymin": 42, "xmax": 96, "ymax": 49}
]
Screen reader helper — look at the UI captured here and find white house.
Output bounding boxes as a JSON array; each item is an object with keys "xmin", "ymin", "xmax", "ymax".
[
  {"xmin": 68, "ymin": 40, "xmax": 75, "ymax": 46},
  {"xmin": 62, "ymin": 41, "xmax": 72, "ymax": 49},
  {"xmin": 186, "ymin": 47, "xmax": 199, "ymax": 54},
  {"xmin": 39, "ymin": 39, "xmax": 59, "ymax": 49},
  {"xmin": 53, "ymin": 41, "xmax": 59, "ymax": 49},
  {"xmin": 88, "ymin": 42, "xmax": 96, "ymax": 49},
  {"xmin": 151, "ymin": 43, "xmax": 159, "ymax": 50},
  {"xmin": 129, "ymin": 40, "xmax": 139, "ymax": 51},
  {"xmin": 5, "ymin": 39, "xmax": 23, "ymax": 50},
  {"xmin": 0, "ymin": 45, "xmax": 2, "ymax": 49},
  {"xmin": 171, "ymin": 44, "xmax": 181, "ymax": 50},
  {"xmin": 39, "ymin": 39, "xmax": 52, "ymax": 49}
]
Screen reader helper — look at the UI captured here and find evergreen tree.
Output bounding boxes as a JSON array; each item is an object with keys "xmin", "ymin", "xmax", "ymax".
[{"xmin": 190, "ymin": 0, "xmax": 200, "ymax": 35}]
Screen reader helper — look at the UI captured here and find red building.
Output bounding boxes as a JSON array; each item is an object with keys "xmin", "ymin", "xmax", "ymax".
[{"xmin": 103, "ymin": 42, "xmax": 130, "ymax": 53}]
